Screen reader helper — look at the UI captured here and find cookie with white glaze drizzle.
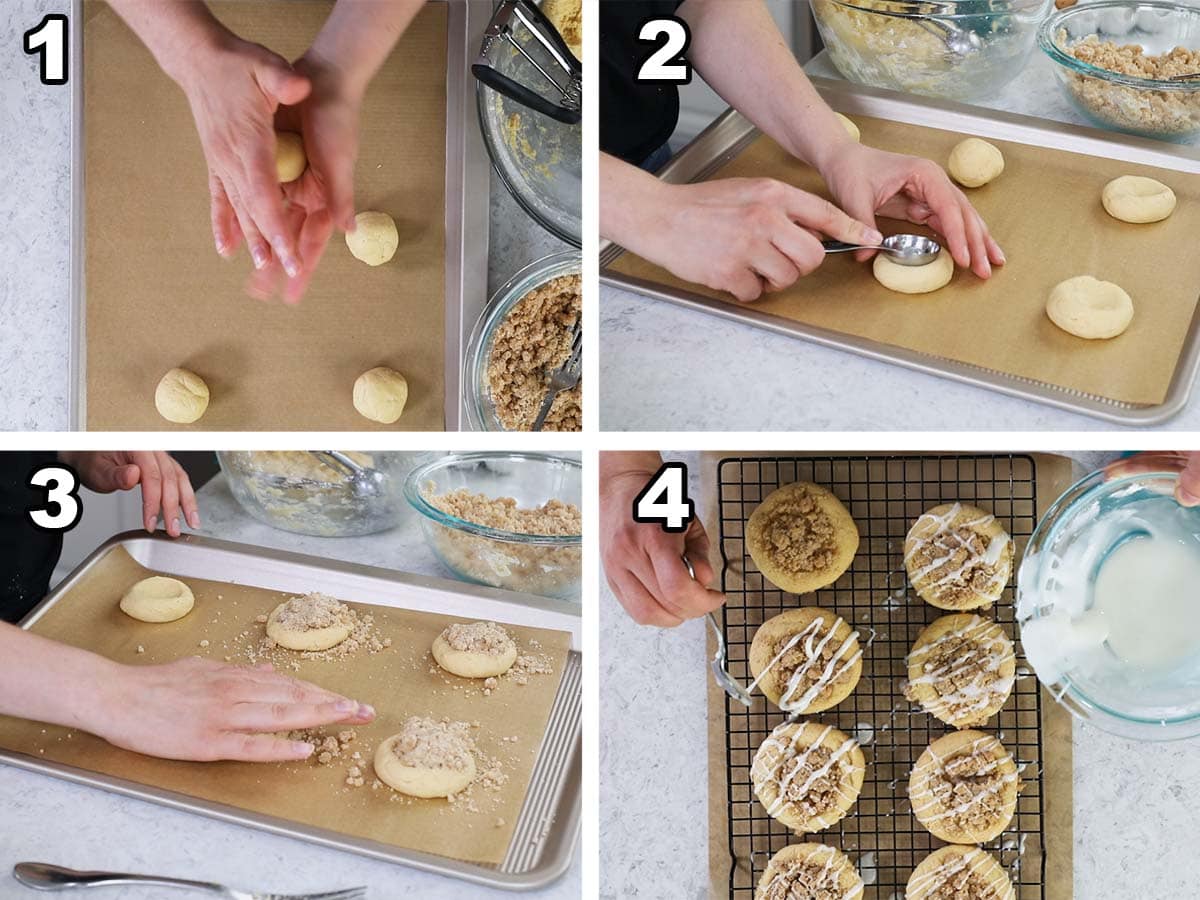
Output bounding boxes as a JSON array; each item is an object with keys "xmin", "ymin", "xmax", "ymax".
[
  {"xmin": 904, "ymin": 614, "xmax": 1015, "ymax": 728},
  {"xmin": 904, "ymin": 503, "xmax": 1013, "ymax": 610},
  {"xmin": 909, "ymin": 730, "xmax": 1020, "ymax": 843},
  {"xmin": 751, "ymin": 721, "xmax": 865, "ymax": 833},
  {"xmin": 749, "ymin": 607, "xmax": 863, "ymax": 714}
]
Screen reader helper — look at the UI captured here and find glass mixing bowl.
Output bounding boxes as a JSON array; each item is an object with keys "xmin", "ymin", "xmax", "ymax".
[
  {"xmin": 404, "ymin": 452, "xmax": 582, "ymax": 600},
  {"xmin": 1038, "ymin": 1, "xmax": 1200, "ymax": 142},
  {"xmin": 217, "ymin": 451, "xmax": 434, "ymax": 538},
  {"xmin": 1016, "ymin": 467, "xmax": 1200, "ymax": 740},
  {"xmin": 812, "ymin": 0, "xmax": 1051, "ymax": 101}
]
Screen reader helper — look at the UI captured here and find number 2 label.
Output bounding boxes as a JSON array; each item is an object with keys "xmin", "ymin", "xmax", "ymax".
[
  {"xmin": 633, "ymin": 462, "xmax": 694, "ymax": 533},
  {"xmin": 24, "ymin": 14, "xmax": 69, "ymax": 86},
  {"xmin": 636, "ymin": 17, "xmax": 691, "ymax": 84}
]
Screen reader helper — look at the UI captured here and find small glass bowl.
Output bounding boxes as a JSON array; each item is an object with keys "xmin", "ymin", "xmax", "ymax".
[
  {"xmin": 463, "ymin": 250, "xmax": 581, "ymax": 432},
  {"xmin": 1017, "ymin": 466, "xmax": 1200, "ymax": 740},
  {"xmin": 404, "ymin": 452, "xmax": 582, "ymax": 600},
  {"xmin": 1038, "ymin": 1, "xmax": 1200, "ymax": 142}
]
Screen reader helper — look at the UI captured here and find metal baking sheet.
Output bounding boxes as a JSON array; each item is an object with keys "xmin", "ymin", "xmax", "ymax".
[
  {"xmin": 1, "ymin": 532, "xmax": 581, "ymax": 891},
  {"xmin": 68, "ymin": 0, "xmax": 491, "ymax": 431},
  {"xmin": 600, "ymin": 77, "xmax": 1200, "ymax": 425}
]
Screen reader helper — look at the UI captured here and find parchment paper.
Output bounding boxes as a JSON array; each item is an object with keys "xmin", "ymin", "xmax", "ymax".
[
  {"xmin": 699, "ymin": 451, "xmax": 1075, "ymax": 900},
  {"xmin": 0, "ymin": 546, "xmax": 571, "ymax": 865},
  {"xmin": 83, "ymin": 1, "xmax": 448, "ymax": 430},
  {"xmin": 611, "ymin": 119, "xmax": 1200, "ymax": 406}
]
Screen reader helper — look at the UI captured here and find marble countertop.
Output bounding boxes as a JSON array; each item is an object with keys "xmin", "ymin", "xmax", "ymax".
[
  {"xmin": 599, "ymin": 451, "xmax": 1200, "ymax": 899},
  {"xmin": 0, "ymin": 473, "xmax": 580, "ymax": 899},
  {"xmin": 601, "ymin": 51, "xmax": 1200, "ymax": 431},
  {"xmin": 0, "ymin": 0, "xmax": 568, "ymax": 431}
]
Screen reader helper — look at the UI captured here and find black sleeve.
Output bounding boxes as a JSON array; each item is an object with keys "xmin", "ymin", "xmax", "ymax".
[{"xmin": 0, "ymin": 452, "xmax": 64, "ymax": 623}]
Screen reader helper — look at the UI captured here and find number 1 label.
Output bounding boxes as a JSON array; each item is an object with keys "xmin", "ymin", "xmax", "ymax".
[{"xmin": 24, "ymin": 14, "xmax": 68, "ymax": 86}]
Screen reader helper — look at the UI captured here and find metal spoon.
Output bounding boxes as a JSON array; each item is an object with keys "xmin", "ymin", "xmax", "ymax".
[
  {"xmin": 823, "ymin": 233, "xmax": 942, "ymax": 267},
  {"xmin": 308, "ymin": 451, "xmax": 386, "ymax": 499},
  {"xmin": 682, "ymin": 555, "xmax": 753, "ymax": 707}
]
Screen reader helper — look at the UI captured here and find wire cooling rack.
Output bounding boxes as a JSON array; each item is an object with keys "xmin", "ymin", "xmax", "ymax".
[{"xmin": 716, "ymin": 455, "xmax": 1045, "ymax": 900}]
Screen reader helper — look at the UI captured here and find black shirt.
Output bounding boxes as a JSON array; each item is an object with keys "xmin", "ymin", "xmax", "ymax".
[
  {"xmin": 1, "ymin": 453, "xmax": 63, "ymax": 624},
  {"xmin": 600, "ymin": 1, "xmax": 686, "ymax": 165}
]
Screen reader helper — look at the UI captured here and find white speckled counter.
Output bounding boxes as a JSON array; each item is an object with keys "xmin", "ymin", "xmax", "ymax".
[
  {"xmin": 601, "ymin": 53, "xmax": 1200, "ymax": 431},
  {"xmin": 599, "ymin": 451, "xmax": 1200, "ymax": 899},
  {"xmin": 0, "ymin": 0, "xmax": 570, "ymax": 431},
  {"xmin": 0, "ymin": 473, "xmax": 580, "ymax": 898}
]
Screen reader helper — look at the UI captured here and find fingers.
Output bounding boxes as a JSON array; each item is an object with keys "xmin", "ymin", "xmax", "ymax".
[
  {"xmin": 1179, "ymin": 454, "xmax": 1200, "ymax": 506},
  {"xmin": 751, "ymin": 245, "xmax": 801, "ymax": 293},
  {"xmin": 136, "ymin": 453, "xmax": 164, "ymax": 533},
  {"xmin": 957, "ymin": 196, "xmax": 992, "ymax": 279},
  {"xmin": 254, "ymin": 56, "xmax": 311, "ymax": 108},
  {"xmin": 224, "ymin": 698, "xmax": 373, "ymax": 732},
  {"xmin": 649, "ymin": 547, "xmax": 725, "ymax": 621},
  {"xmin": 683, "ymin": 522, "xmax": 717, "ymax": 587},
  {"xmin": 227, "ymin": 182, "xmax": 272, "ymax": 271},
  {"xmin": 208, "ymin": 732, "xmax": 316, "ymax": 763},
  {"xmin": 156, "ymin": 455, "xmax": 182, "ymax": 538},
  {"xmin": 608, "ymin": 569, "xmax": 682, "ymax": 628},
  {"xmin": 209, "ymin": 173, "xmax": 240, "ymax": 258},
  {"xmin": 174, "ymin": 458, "xmax": 200, "ymax": 529},
  {"xmin": 769, "ymin": 223, "xmax": 826, "ymax": 280},
  {"xmin": 784, "ymin": 188, "xmax": 881, "ymax": 249},
  {"xmin": 283, "ymin": 206, "xmax": 334, "ymax": 304},
  {"xmin": 723, "ymin": 266, "xmax": 767, "ymax": 303},
  {"xmin": 241, "ymin": 144, "xmax": 301, "ymax": 278}
]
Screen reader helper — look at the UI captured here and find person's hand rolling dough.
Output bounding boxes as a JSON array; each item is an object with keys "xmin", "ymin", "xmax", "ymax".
[
  {"xmin": 58, "ymin": 451, "xmax": 199, "ymax": 537},
  {"xmin": 600, "ymin": 452, "xmax": 726, "ymax": 626},
  {"xmin": 1104, "ymin": 452, "xmax": 1200, "ymax": 507}
]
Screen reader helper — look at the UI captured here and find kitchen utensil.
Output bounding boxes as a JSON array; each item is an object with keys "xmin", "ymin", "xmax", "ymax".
[
  {"xmin": 682, "ymin": 555, "xmax": 753, "ymax": 707},
  {"xmin": 308, "ymin": 451, "xmax": 385, "ymax": 499},
  {"xmin": 12, "ymin": 862, "xmax": 364, "ymax": 899},
  {"xmin": 822, "ymin": 234, "xmax": 942, "ymax": 266},
  {"xmin": 917, "ymin": 18, "xmax": 984, "ymax": 56},
  {"xmin": 531, "ymin": 314, "xmax": 582, "ymax": 432}
]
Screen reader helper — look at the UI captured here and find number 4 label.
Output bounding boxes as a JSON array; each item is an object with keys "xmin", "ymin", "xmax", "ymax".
[
  {"xmin": 633, "ymin": 462, "xmax": 694, "ymax": 533},
  {"xmin": 27, "ymin": 465, "xmax": 82, "ymax": 533},
  {"xmin": 24, "ymin": 14, "xmax": 69, "ymax": 86},
  {"xmin": 636, "ymin": 17, "xmax": 691, "ymax": 84}
]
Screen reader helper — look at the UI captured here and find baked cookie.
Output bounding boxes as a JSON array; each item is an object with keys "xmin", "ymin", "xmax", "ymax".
[
  {"xmin": 746, "ymin": 483, "xmax": 859, "ymax": 595},
  {"xmin": 120, "ymin": 576, "xmax": 194, "ymax": 623},
  {"xmin": 909, "ymin": 730, "xmax": 1020, "ymax": 843},
  {"xmin": 907, "ymin": 845, "xmax": 1015, "ymax": 900},
  {"xmin": 751, "ymin": 721, "xmax": 865, "ymax": 833},
  {"xmin": 266, "ymin": 592, "xmax": 354, "ymax": 651},
  {"xmin": 904, "ymin": 614, "xmax": 1015, "ymax": 728},
  {"xmin": 432, "ymin": 621, "xmax": 517, "ymax": 678},
  {"xmin": 904, "ymin": 503, "xmax": 1012, "ymax": 610},
  {"xmin": 749, "ymin": 607, "xmax": 862, "ymax": 713},
  {"xmin": 756, "ymin": 843, "xmax": 865, "ymax": 900},
  {"xmin": 374, "ymin": 716, "xmax": 476, "ymax": 799}
]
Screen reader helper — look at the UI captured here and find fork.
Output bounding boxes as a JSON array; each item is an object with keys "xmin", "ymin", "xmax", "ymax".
[
  {"xmin": 531, "ymin": 315, "xmax": 582, "ymax": 432},
  {"xmin": 13, "ymin": 862, "xmax": 366, "ymax": 900}
]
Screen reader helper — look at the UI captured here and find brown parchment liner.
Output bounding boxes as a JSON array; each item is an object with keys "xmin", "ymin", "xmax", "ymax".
[
  {"xmin": 0, "ymin": 546, "xmax": 570, "ymax": 866},
  {"xmin": 83, "ymin": 1, "xmax": 448, "ymax": 430},
  {"xmin": 699, "ymin": 451, "xmax": 1075, "ymax": 900},
  {"xmin": 610, "ymin": 119, "xmax": 1200, "ymax": 406}
]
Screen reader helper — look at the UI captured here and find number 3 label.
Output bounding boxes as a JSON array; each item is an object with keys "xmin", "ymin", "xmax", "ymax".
[
  {"xmin": 636, "ymin": 17, "xmax": 691, "ymax": 84},
  {"xmin": 633, "ymin": 462, "xmax": 694, "ymax": 533},
  {"xmin": 24, "ymin": 14, "xmax": 69, "ymax": 86},
  {"xmin": 27, "ymin": 465, "xmax": 82, "ymax": 532}
]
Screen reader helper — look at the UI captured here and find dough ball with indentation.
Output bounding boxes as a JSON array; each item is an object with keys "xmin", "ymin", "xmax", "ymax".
[
  {"xmin": 433, "ymin": 621, "xmax": 518, "ymax": 678},
  {"xmin": 345, "ymin": 211, "xmax": 399, "ymax": 266},
  {"xmin": 120, "ymin": 576, "xmax": 195, "ymax": 623},
  {"xmin": 873, "ymin": 248, "xmax": 954, "ymax": 294},
  {"xmin": 835, "ymin": 112, "xmax": 860, "ymax": 142},
  {"xmin": 374, "ymin": 716, "xmax": 477, "ymax": 798},
  {"xmin": 266, "ymin": 592, "xmax": 354, "ymax": 651},
  {"xmin": 353, "ymin": 366, "xmax": 408, "ymax": 424},
  {"xmin": 1102, "ymin": 175, "xmax": 1176, "ymax": 223},
  {"xmin": 948, "ymin": 138, "xmax": 1004, "ymax": 188},
  {"xmin": 274, "ymin": 131, "xmax": 307, "ymax": 183},
  {"xmin": 154, "ymin": 368, "xmax": 209, "ymax": 424},
  {"xmin": 1046, "ymin": 275, "xmax": 1134, "ymax": 339}
]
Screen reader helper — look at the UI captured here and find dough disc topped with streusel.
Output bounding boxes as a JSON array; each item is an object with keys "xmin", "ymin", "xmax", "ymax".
[
  {"xmin": 749, "ymin": 607, "xmax": 862, "ymax": 714},
  {"xmin": 907, "ymin": 845, "xmax": 1015, "ymax": 900},
  {"xmin": 751, "ymin": 721, "xmax": 865, "ymax": 833},
  {"xmin": 266, "ymin": 592, "xmax": 355, "ymax": 651},
  {"xmin": 904, "ymin": 503, "xmax": 1012, "ymax": 610},
  {"xmin": 374, "ymin": 716, "xmax": 477, "ymax": 799},
  {"xmin": 755, "ymin": 843, "xmax": 864, "ymax": 900},
  {"xmin": 433, "ymin": 621, "xmax": 518, "ymax": 678},
  {"xmin": 746, "ymin": 482, "xmax": 859, "ymax": 595},
  {"xmin": 909, "ymin": 730, "xmax": 1020, "ymax": 844}
]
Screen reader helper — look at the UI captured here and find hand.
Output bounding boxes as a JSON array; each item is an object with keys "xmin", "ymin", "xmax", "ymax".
[
  {"xmin": 599, "ymin": 452, "xmax": 726, "ymax": 626},
  {"xmin": 88, "ymin": 657, "xmax": 375, "ymax": 762},
  {"xmin": 647, "ymin": 177, "xmax": 882, "ymax": 302},
  {"xmin": 1103, "ymin": 452, "xmax": 1200, "ymax": 506},
  {"xmin": 61, "ymin": 451, "xmax": 198, "ymax": 537},
  {"xmin": 819, "ymin": 143, "xmax": 1005, "ymax": 280}
]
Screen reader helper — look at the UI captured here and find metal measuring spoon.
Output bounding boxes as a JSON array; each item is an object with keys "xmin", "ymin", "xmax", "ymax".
[
  {"xmin": 823, "ymin": 234, "xmax": 942, "ymax": 267},
  {"xmin": 682, "ymin": 555, "xmax": 753, "ymax": 708}
]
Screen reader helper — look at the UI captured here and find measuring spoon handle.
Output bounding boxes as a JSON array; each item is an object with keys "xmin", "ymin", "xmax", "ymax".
[{"xmin": 822, "ymin": 240, "xmax": 877, "ymax": 254}]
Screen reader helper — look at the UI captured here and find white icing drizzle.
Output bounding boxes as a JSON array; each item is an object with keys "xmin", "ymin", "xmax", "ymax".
[
  {"xmin": 753, "ymin": 724, "xmax": 860, "ymax": 821},
  {"xmin": 907, "ymin": 616, "xmax": 1014, "ymax": 721},
  {"xmin": 749, "ymin": 615, "xmax": 862, "ymax": 712},
  {"xmin": 905, "ymin": 503, "xmax": 1011, "ymax": 599},
  {"xmin": 761, "ymin": 844, "xmax": 864, "ymax": 900},
  {"xmin": 908, "ymin": 847, "xmax": 1009, "ymax": 899},
  {"xmin": 910, "ymin": 737, "xmax": 1017, "ymax": 825}
]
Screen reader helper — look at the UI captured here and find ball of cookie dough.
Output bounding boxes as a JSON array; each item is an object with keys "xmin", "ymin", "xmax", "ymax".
[
  {"xmin": 374, "ymin": 717, "xmax": 477, "ymax": 799},
  {"xmin": 120, "ymin": 576, "xmax": 195, "ymax": 623},
  {"xmin": 154, "ymin": 368, "xmax": 209, "ymax": 424},
  {"xmin": 275, "ymin": 131, "xmax": 307, "ymax": 183},
  {"xmin": 873, "ymin": 248, "xmax": 954, "ymax": 295},
  {"xmin": 1046, "ymin": 275, "xmax": 1134, "ymax": 340},
  {"xmin": 345, "ymin": 211, "xmax": 399, "ymax": 266},
  {"xmin": 266, "ymin": 593, "xmax": 354, "ymax": 651},
  {"xmin": 835, "ymin": 112, "xmax": 860, "ymax": 142},
  {"xmin": 432, "ymin": 621, "xmax": 518, "ymax": 679},
  {"xmin": 353, "ymin": 366, "xmax": 409, "ymax": 424},
  {"xmin": 1102, "ymin": 175, "xmax": 1176, "ymax": 224},
  {"xmin": 947, "ymin": 138, "xmax": 1004, "ymax": 188}
]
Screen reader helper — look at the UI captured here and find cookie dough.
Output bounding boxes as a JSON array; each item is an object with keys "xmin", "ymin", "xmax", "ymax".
[
  {"xmin": 947, "ymin": 137, "xmax": 1004, "ymax": 188},
  {"xmin": 353, "ymin": 366, "xmax": 409, "ymax": 424},
  {"xmin": 873, "ymin": 248, "xmax": 954, "ymax": 294},
  {"xmin": 374, "ymin": 717, "xmax": 477, "ymax": 798},
  {"xmin": 154, "ymin": 368, "xmax": 209, "ymax": 424},
  {"xmin": 266, "ymin": 593, "xmax": 354, "ymax": 651},
  {"xmin": 904, "ymin": 613, "xmax": 1015, "ymax": 728},
  {"xmin": 275, "ymin": 131, "xmax": 307, "ymax": 183},
  {"xmin": 751, "ymin": 721, "xmax": 865, "ymax": 833},
  {"xmin": 907, "ymin": 845, "xmax": 1016, "ymax": 900},
  {"xmin": 835, "ymin": 112, "xmax": 860, "ymax": 142},
  {"xmin": 1046, "ymin": 275, "xmax": 1134, "ymax": 340},
  {"xmin": 120, "ymin": 576, "xmax": 195, "ymax": 623},
  {"xmin": 432, "ymin": 621, "xmax": 518, "ymax": 679},
  {"xmin": 746, "ymin": 482, "xmax": 859, "ymax": 595},
  {"xmin": 748, "ymin": 607, "xmax": 862, "ymax": 713},
  {"xmin": 756, "ymin": 843, "xmax": 864, "ymax": 900},
  {"xmin": 909, "ymin": 730, "xmax": 1020, "ymax": 843},
  {"xmin": 904, "ymin": 503, "xmax": 1012, "ymax": 610},
  {"xmin": 1102, "ymin": 175, "xmax": 1176, "ymax": 224},
  {"xmin": 345, "ymin": 211, "xmax": 399, "ymax": 266}
]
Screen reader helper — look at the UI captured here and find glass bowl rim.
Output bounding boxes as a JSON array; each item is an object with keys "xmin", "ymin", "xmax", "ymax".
[{"xmin": 820, "ymin": 0, "xmax": 1049, "ymax": 15}]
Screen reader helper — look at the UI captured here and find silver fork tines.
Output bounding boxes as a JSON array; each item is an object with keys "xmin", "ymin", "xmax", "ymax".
[
  {"xmin": 12, "ymin": 862, "xmax": 367, "ymax": 899},
  {"xmin": 531, "ymin": 315, "xmax": 582, "ymax": 432}
]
